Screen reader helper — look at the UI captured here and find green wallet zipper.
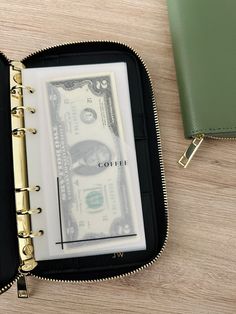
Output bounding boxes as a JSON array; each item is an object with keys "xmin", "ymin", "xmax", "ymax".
[
  {"xmin": 178, "ymin": 134, "xmax": 204, "ymax": 168},
  {"xmin": 179, "ymin": 134, "xmax": 236, "ymax": 168}
]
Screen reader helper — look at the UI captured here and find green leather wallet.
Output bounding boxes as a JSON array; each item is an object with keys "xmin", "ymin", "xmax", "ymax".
[{"xmin": 167, "ymin": 0, "xmax": 236, "ymax": 167}]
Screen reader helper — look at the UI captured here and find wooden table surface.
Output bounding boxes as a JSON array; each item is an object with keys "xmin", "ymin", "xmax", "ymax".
[{"xmin": 1, "ymin": 0, "xmax": 236, "ymax": 313}]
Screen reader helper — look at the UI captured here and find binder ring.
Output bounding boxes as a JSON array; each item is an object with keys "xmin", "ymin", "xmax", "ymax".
[
  {"xmin": 10, "ymin": 84, "xmax": 35, "ymax": 94},
  {"xmin": 18, "ymin": 230, "xmax": 44, "ymax": 239},
  {"xmin": 11, "ymin": 106, "xmax": 36, "ymax": 116},
  {"xmin": 12, "ymin": 127, "xmax": 37, "ymax": 137},
  {"xmin": 15, "ymin": 185, "xmax": 40, "ymax": 193},
  {"xmin": 16, "ymin": 208, "xmax": 42, "ymax": 215}
]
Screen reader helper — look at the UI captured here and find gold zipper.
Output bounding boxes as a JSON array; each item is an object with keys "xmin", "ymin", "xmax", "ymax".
[
  {"xmin": 178, "ymin": 134, "xmax": 204, "ymax": 168},
  {"xmin": 206, "ymin": 135, "xmax": 236, "ymax": 140},
  {"xmin": 16, "ymin": 274, "xmax": 28, "ymax": 298},
  {"xmin": 179, "ymin": 134, "xmax": 236, "ymax": 168},
  {"xmin": 0, "ymin": 273, "xmax": 23, "ymax": 295},
  {"xmin": 1, "ymin": 40, "xmax": 169, "ymax": 295}
]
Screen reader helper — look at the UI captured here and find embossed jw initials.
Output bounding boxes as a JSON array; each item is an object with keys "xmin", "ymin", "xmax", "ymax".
[{"xmin": 112, "ymin": 252, "xmax": 124, "ymax": 258}]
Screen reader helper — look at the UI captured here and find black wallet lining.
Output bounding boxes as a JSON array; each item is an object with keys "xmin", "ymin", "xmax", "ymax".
[
  {"xmin": 0, "ymin": 42, "xmax": 167, "ymax": 286},
  {"xmin": 26, "ymin": 44, "xmax": 165, "ymax": 281},
  {"xmin": 0, "ymin": 55, "xmax": 19, "ymax": 289}
]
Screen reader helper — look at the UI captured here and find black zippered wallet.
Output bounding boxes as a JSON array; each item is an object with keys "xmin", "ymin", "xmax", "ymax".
[{"xmin": 0, "ymin": 41, "xmax": 168, "ymax": 298}]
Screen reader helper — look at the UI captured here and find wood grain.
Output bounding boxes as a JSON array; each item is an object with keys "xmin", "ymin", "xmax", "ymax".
[{"xmin": 1, "ymin": 0, "xmax": 236, "ymax": 313}]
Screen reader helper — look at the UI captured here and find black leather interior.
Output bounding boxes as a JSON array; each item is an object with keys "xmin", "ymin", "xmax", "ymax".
[
  {"xmin": 0, "ymin": 54, "xmax": 19, "ymax": 290},
  {"xmin": 0, "ymin": 42, "xmax": 167, "ymax": 286}
]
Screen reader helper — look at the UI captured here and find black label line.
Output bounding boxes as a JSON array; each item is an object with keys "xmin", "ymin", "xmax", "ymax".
[{"xmin": 56, "ymin": 177, "xmax": 64, "ymax": 250}]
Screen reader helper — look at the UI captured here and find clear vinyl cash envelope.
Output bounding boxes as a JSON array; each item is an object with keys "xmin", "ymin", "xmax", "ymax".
[{"xmin": 22, "ymin": 62, "xmax": 146, "ymax": 260}]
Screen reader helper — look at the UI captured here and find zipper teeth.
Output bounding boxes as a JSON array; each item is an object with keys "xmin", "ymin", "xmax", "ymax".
[
  {"xmin": 0, "ymin": 274, "xmax": 22, "ymax": 295},
  {"xmin": 205, "ymin": 135, "xmax": 236, "ymax": 140},
  {"xmin": 2, "ymin": 40, "xmax": 169, "ymax": 289},
  {"xmin": 195, "ymin": 133, "xmax": 236, "ymax": 141}
]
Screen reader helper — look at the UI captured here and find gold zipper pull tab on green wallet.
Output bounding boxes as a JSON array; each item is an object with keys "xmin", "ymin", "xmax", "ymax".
[{"xmin": 178, "ymin": 135, "xmax": 204, "ymax": 168}]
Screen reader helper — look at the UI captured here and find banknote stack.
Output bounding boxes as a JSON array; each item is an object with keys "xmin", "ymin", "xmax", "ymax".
[{"xmin": 23, "ymin": 62, "xmax": 146, "ymax": 260}]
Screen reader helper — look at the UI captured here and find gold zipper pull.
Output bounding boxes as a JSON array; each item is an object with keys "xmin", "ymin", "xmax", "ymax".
[
  {"xmin": 178, "ymin": 135, "xmax": 204, "ymax": 168},
  {"xmin": 17, "ymin": 275, "xmax": 29, "ymax": 298}
]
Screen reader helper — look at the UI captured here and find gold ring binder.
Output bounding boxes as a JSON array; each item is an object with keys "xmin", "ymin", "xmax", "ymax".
[
  {"xmin": 18, "ymin": 230, "xmax": 44, "ymax": 239},
  {"xmin": 16, "ymin": 208, "xmax": 42, "ymax": 215},
  {"xmin": 12, "ymin": 127, "xmax": 37, "ymax": 137},
  {"xmin": 10, "ymin": 84, "xmax": 35, "ymax": 94},
  {"xmin": 10, "ymin": 61, "xmax": 39, "ymax": 273},
  {"xmin": 15, "ymin": 185, "xmax": 40, "ymax": 193},
  {"xmin": 11, "ymin": 106, "xmax": 36, "ymax": 116}
]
